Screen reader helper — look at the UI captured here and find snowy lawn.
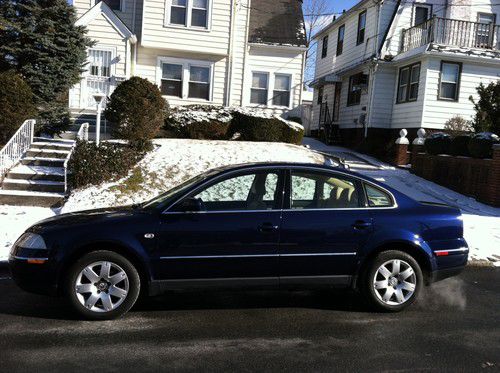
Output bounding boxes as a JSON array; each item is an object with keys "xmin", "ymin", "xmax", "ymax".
[{"xmin": 0, "ymin": 138, "xmax": 499, "ymax": 265}]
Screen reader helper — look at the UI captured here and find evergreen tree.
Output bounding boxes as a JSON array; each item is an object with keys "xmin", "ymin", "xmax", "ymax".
[{"xmin": 0, "ymin": 0, "xmax": 93, "ymax": 135}]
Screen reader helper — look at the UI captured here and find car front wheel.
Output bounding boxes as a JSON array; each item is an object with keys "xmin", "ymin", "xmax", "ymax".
[
  {"xmin": 66, "ymin": 250, "xmax": 140, "ymax": 320},
  {"xmin": 362, "ymin": 250, "xmax": 423, "ymax": 312}
]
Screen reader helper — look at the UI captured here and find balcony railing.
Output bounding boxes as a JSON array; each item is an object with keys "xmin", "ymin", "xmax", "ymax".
[{"xmin": 401, "ymin": 16, "xmax": 500, "ymax": 54}]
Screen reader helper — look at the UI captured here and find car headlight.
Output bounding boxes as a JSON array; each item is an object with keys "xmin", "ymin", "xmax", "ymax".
[{"xmin": 15, "ymin": 233, "xmax": 47, "ymax": 250}]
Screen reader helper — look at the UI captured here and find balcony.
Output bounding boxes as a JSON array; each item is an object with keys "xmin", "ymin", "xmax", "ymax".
[{"xmin": 401, "ymin": 17, "xmax": 500, "ymax": 54}]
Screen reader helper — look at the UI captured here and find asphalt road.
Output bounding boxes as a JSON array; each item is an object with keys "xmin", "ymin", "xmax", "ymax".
[{"xmin": 0, "ymin": 266, "xmax": 498, "ymax": 372}]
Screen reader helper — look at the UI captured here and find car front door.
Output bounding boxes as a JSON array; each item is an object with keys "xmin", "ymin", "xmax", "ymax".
[
  {"xmin": 279, "ymin": 168, "xmax": 373, "ymax": 286},
  {"xmin": 153, "ymin": 168, "xmax": 284, "ymax": 288}
]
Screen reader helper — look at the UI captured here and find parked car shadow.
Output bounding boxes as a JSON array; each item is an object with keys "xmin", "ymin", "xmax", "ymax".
[{"xmin": 0, "ymin": 278, "xmax": 369, "ymax": 321}]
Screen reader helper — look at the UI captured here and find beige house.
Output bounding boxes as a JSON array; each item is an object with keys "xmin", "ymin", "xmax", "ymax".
[
  {"xmin": 69, "ymin": 0, "xmax": 307, "ymax": 117},
  {"xmin": 310, "ymin": 0, "xmax": 500, "ymax": 145}
]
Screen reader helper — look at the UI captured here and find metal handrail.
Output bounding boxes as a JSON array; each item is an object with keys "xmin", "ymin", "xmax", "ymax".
[
  {"xmin": 0, "ymin": 119, "xmax": 35, "ymax": 182},
  {"xmin": 63, "ymin": 122, "xmax": 90, "ymax": 193}
]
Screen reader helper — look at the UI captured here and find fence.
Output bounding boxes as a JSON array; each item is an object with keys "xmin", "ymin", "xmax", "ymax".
[{"xmin": 0, "ymin": 119, "xmax": 35, "ymax": 181}]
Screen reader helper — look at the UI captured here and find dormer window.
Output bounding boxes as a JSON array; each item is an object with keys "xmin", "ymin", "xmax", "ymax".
[
  {"xmin": 166, "ymin": 0, "xmax": 210, "ymax": 29},
  {"xmin": 96, "ymin": 0, "xmax": 122, "ymax": 11}
]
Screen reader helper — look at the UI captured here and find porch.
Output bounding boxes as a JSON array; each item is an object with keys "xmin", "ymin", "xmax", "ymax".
[{"xmin": 401, "ymin": 16, "xmax": 500, "ymax": 54}]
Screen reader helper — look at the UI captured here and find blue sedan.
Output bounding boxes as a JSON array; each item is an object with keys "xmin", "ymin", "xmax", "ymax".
[{"xmin": 9, "ymin": 163, "xmax": 468, "ymax": 320}]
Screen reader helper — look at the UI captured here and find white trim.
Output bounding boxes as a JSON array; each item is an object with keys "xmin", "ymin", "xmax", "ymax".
[
  {"xmin": 248, "ymin": 43, "xmax": 308, "ymax": 52},
  {"xmin": 88, "ymin": 0, "xmax": 125, "ymax": 12},
  {"xmin": 156, "ymin": 56, "xmax": 215, "ymax": 102},
  {"xmin": 76, "ymin": 1, "xmax": 134, "ymax": 39},
  {"xmin": 164, "ymin": 0, "xmax": 212, "ymax": 31}
]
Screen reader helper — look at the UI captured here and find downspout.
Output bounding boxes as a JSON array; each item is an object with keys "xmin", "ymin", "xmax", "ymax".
[
  {"xmin": 131, "ymin": 0, "xmax": 138, "ymax": 76},
  {"xmin": 225, "ymin": 0, "xmax": 237, "ymax": 107},
  {"xmin": 240, "ymin": 0, "xmax": 252, "ymax": 106}
]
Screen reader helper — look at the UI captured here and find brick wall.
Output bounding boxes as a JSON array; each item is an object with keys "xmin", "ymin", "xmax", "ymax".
[{"xmin": 411, "ymin": 144, "xmax": 500, "ymax": 207}]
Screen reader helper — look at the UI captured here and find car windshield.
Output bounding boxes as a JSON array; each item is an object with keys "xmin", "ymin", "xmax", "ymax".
[{"xmin": 141, "ymin": 171, "xmax": 216, "ymax": 210}]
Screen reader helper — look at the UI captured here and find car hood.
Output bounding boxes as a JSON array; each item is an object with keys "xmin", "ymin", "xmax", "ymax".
[{"xmin": 30, "ymin": 206, "xmax": 142, "ymax": 231}]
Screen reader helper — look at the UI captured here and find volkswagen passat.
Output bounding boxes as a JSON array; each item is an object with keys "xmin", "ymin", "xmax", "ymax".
[{"xmin": 9, "ymin": 163, "xmax": 468, "ymax": 320}]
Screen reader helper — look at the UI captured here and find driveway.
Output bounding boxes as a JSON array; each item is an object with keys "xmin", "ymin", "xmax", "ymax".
[{"xmin": 0, "ymin": 267, "xmax": 498, "ymax": 372}]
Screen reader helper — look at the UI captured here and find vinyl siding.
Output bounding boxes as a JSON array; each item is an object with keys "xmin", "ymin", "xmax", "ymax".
[
  {"xmin": 370, "ymin": 64, "xmax": 396, "ymax": 128},
  {"xmin": 141, "ymin": 0, "xmax": 231, "ymax": 55},
  {"xmin": 243, "ymin": 46, "xmax": 305, "ymax": 115},
  {"xmin": 337, "ymin": 67, "xmax": 370, "ymax": 129},
  {"xmin": 421, "ymin": 57, "xmax": 500, "ymax": 129}
]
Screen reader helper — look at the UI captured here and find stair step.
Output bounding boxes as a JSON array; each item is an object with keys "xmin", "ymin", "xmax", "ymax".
[
  {"xmin": 26, "ymin": 148, "xmax": 71, "ymax": 159},
  {"xmin": 2, "ymin": 178, "xmax": 65, "ymax": 193},
  {"xmin": 32, "ymin": 141, "xmax": 74, "ymax": 151},
  {"xmin": 21, "ymin": 157, "xmax": 66, "ymax": 167},
  {"xmin": 0, "ymin": 190, "xmax": 65, "ymax": 207},
  {"xmin": 33, "ymin": 137, "xmax": 75, "ymax": 145}
]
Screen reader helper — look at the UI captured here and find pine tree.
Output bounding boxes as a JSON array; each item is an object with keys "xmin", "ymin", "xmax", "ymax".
[{"xmin": 0, "ymin": 0, "xmax": 93, "ymax": 135}]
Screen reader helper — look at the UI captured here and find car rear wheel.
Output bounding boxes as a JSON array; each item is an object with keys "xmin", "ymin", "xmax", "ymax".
[
  {"xmin": 66, "ymin": 251, "xmax": 140, "ymax": 320},
  {"xmin": 362, "ymin": 250, "xmax": 423, "ymax": 312}
]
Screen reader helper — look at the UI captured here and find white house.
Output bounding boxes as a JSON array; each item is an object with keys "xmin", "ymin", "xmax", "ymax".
[
  {"xmin": 69, "ymin": 0, "xmax": 307, "ymax": 118},
  {"xmin": 310, "ymin": 0, "xmax": 500, "ymax": 145}
]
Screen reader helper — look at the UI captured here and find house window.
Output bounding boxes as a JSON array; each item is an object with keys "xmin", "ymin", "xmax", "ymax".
[
  {"xmin": 161, "ymin": 63, "xmax": 183, "ymax": 97},
  {"xmin": 188, "ymin": 66, "xmax": 210, "ymax": 100},
  {"xmin": 414, "ymin": 5, "xmax": 431, "ymax": 26},
  {"xmin": 167, "ymin": 0, "xmax": 210, "ymax": 28},
  {"xmin": 439, "ymin": 62, "xmax": 461, "ymax": 101},
  {"xmin": 97, "ymin": 0, "xmax": 122, "ymax": 11},
  {"xmin": 357, "ymin": 11, "xmax": 367, "ymax": 45},
  {"xmin": 159, "ymin": 58, "xmax": 213, "ymax": 100},
  {"xmin": 336, "ymin": 25, "xmax": 345, "ymax": 56},
  {"xmin": 250, "ymin": 72, "xmax": 269, "ymax": 105},
  {"xmin": 321, "ymin": 35, "xmax": 329, "ymax": 58},
  {"xmin": 347, "ymin": 73, "xmax": 367, "ymax": 106},
  {"xmin": 272, "ymin": 74, "xmax": 291, "ymax": 107},
  {"xmin": 317, "ymin": 86, "xmax": 324, "ymax": 105},
  {"xmin": 396, "ymin": 62, "xmax": 420, "ymax": 103}
]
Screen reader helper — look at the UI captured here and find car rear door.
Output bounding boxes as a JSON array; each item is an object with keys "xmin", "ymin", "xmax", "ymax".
[
  {"xmin": 152, "ymin": 168, "xmax": 285, "ymax": 287},
  {"xmin": 279, "ymin": 168, "xmax": 373, "ymax": 286}
]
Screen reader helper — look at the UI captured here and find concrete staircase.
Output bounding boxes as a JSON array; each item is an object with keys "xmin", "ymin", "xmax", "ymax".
[{"xmin": 0, "ymin": 138, "xmax": 75, "ymax": 207}]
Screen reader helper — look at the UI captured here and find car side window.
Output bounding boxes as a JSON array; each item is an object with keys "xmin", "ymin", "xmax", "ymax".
[
  {"xmin": 291, "ymin": 171, "xmax": 360, "ymax": 209},
  {"xmin": 191, "ymin": 171, "xmax": 280, "ymax": 212},
  {"xmin": 365, "ymin": 184, "xmax": 393, "ymax": 207}
]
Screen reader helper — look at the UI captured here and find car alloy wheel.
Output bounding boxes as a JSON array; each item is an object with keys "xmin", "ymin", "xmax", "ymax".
[
  {"xmin": 372, "ymin": 259, "xmax": 416, "ymax": 306},
  {"xmin": 75, "ymin": 261, "xmax": 130, "ymax": 313}
]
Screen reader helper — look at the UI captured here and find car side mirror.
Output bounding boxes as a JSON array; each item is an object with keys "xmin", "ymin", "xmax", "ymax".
[{"xmin": 177, "ymin": 197, "xmax": 204, "ymax": 212}]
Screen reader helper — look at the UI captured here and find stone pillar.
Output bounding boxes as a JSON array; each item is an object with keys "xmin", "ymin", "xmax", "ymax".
[
  {"xmin": 487, "ymin": 144, "xmax": 500, "ymax": 207},
  {"xmin": 394, "ymin": 129, "xmax": 410, "ymax": 166},
  {"xmin": 411, "ymin": 128, "xmax": 426, "ymax": 171}
]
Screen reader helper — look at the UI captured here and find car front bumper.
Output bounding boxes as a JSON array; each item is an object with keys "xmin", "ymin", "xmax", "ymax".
[{"xmin": 9, "ymin": 255, "xmax": 60, "ymax": 296}]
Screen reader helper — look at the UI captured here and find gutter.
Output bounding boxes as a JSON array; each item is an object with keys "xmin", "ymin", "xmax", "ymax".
[
  {"xmin": 240, "ymin": 0, "xmax": 252, "ymax": 106},
  {"xmin": 247, "ymin": 42, "xmax": 308, "ymax": 52},
  {"xmin": 225, "ymin": 0, "xmax": 237, "ymax": 106}
]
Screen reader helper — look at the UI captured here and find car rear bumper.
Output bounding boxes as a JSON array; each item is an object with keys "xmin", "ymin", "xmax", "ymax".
[
  {"xmin": 430, "ymin": 265, "xmax": 466, "ymax": 283},
  {"xmin": 9, "ymin": 256, "xmax": 59, "ymax": 296}
]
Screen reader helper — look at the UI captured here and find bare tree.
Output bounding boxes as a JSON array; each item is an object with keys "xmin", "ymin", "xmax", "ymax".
[{"xmin": 303, "ymin": 0, "xmax": 335, "ymax": 83}]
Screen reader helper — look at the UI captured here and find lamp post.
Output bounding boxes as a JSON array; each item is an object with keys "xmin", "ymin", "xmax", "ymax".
[{"xmin": 93, "ymin": 94, "xmax": 106, "ymax": 146}]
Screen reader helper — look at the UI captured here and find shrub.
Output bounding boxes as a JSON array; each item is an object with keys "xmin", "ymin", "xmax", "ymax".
[
  {"xmin": 229, "ymin": 112, "xmax": 304, "ymax": 144},
  {"xmin": 286, "ymin": 116, "xmax": 303, "ymax": 125},
  {"xmin": 450, "ymin": 134, "xmax": 472, "ymax": 156},
  {"xmin": 444, "ymin": 115, "xmax": 473, "ymax": 137},
  {"xmin": 424, "ymin": 132, "xmax": 452, "ymax": 155},
  {"xmin": 36, "ymin": 100, "xmax": 71, "ymax": 137},
  {"xmin": 105, "ymin": 77, "xmax": 166, "ymax": 151},
  {"xmin": 0, "ymin": 71, "xmax": 36, "ymax": 145},
  {"xmin": 469, "ymin": 81, "xmax": 500, "ymax": 134},
  {"xmin": 68, "ymin": 141, "xmax": 144, "ymax": 188},
  {"xmin": 185, "ymin": 120, "xmax": 230, "ymax": 140},
  {"xmin": 467, "ymin": 132, "xmax": 500, "ymax": 159}
]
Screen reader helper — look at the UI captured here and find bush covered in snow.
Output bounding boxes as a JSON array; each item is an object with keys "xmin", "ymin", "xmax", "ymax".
[
  {"xmin": 468, "ymin": 132, "xmax": 500, "ymax": 159},
  {"xmin": 425, "ymin": 132, "xmax": 452, "ymax": 155},
  {"xmin": 68, "ymin": 141, "xmax": 144, "ymax": 188},
  {"xmin": 164, "ymin": 105, "xmax": 304, "ymax": 144},
  {"xmin": 450, "ymin": 134, "xmax": 472, "ymax": 157},
  {"xmin": 105, "ymin": 77, "xmax": 167, "ymax": 151}
]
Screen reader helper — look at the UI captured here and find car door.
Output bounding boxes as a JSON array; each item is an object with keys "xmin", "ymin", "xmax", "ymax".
[
  {"xmin": 279, "ymin": 168, "xmax": 373, "ymax": 286},
  {"xmin": 152, "ymin": 168, "xmax": 284, "ymax": 287}
]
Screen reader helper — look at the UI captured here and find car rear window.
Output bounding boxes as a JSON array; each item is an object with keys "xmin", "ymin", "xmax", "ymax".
[{"xmin": 364, "ymin": 184, "xmax": 394, "ymax": 207}]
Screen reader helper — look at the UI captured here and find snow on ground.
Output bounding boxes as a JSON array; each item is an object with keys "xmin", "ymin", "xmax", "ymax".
[{"xmin": 0, "ymin": 138, "xmax": 499, "ymax": 265}]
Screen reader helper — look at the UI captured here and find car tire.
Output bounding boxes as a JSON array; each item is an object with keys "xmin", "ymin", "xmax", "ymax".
[
  {"xmin": 66, "ymin": 250, "xmax": 141, "ymax": 320},
  {"xmin": 361, "ymin": 250, "xmax": 423, "ymax": 312}
]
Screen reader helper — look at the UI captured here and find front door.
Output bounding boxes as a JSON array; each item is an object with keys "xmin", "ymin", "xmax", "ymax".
[
  {"xmin": 279, "ymin": 169, "xmax": 373, "ymax": 285},
  {"xmin": 153, "ymin": 169, "xmax": 285, "ymax": 287},
  {"xmin": 85, "ymin": 48, "xmax": 113, "ymax": 108}
]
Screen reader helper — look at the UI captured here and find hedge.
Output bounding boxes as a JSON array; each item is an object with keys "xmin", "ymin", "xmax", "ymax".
[
  {"xmin": 450, "ymin": 134, "xmax": 471, "ymax": 156},
  {"xmin": 425, "ymin": 132, "xmax": 452, "ymax": 155},
  {"xmin": 468, "ymin": 132, "xmax": 500, "ymax": 159}
]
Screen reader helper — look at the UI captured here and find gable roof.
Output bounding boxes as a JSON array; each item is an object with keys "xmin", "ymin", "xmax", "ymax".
[
  {"xmin": 75, "ymin": 1, "xmax": 134, "ymax": 39},
  {"xmin": 248, "ymin": 0, "xmax": 306, "ymax": 47}
]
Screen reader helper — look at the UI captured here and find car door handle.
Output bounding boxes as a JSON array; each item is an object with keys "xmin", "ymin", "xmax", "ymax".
[
  {"xmin": 352, "ymin": 220, "xmax": 372, "ymax": 230},
  {"xmin": 258, "ymin": 223, "xmax": 279, "ymax": 232}
]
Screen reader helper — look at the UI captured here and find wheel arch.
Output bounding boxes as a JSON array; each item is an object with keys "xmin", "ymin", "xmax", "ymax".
[
  {"xmin": 57, "ymin": 240, "xmax": 151, "ymax": 296},
  {"xmin": 354, "ymin": 240, "xmax": 434, "ymax": 289}
]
